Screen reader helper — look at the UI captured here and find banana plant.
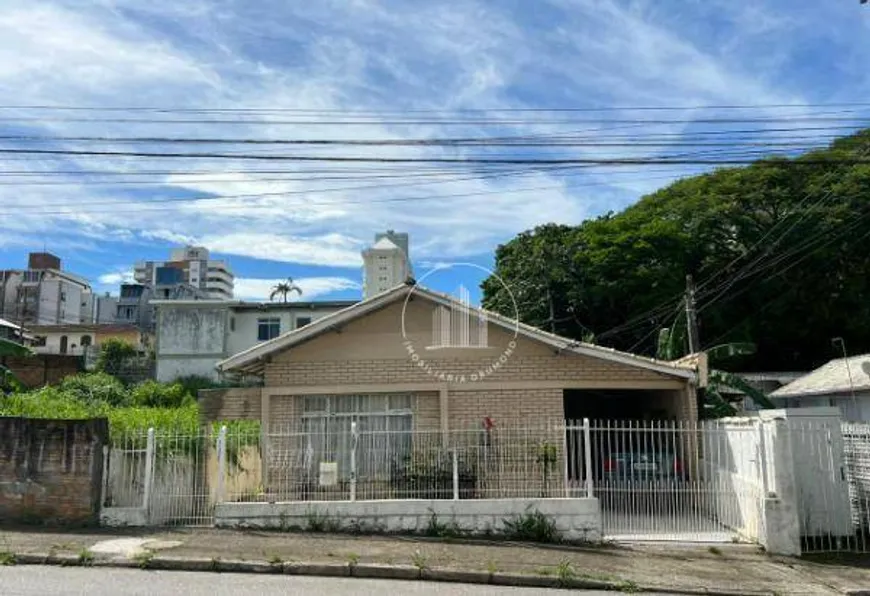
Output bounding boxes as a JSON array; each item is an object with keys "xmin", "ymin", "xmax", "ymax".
[
  {"xmin": 657, "ymin": 327, "xmax": 774, "ymax": 417},
  {"xmin": 0, "ymin": 337, "xmax": 34, "ymax": 393}
]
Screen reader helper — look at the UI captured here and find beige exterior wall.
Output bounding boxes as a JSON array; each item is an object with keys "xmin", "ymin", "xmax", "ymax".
[
  {"xmin": 248, "ymin": 298, "xmax": 695, "ymax": 500},
  {"xmin": 265, "ymin": 299, "xmax": 678, "ymax": 387}
]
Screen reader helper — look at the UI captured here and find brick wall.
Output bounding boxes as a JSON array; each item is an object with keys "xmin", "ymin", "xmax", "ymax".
[
  {"xmin": 265, "ymin": 352, "xmax": 672, "ymax": 387},
  {"xmin": 198, "ymin": 387, "xmax": 262, "ymax": 426},
  {"xmin": 0, "ymin": 417, "xmax": 107, "ymax": 525},
  {"xmin": 2, "ymin": 354, "xmax": 82, "ymax": 388}
]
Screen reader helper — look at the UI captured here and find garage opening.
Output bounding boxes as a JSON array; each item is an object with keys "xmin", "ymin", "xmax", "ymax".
[{"xmin": 563, "ymin": 389, "xmax": 737, "ymax": 542}]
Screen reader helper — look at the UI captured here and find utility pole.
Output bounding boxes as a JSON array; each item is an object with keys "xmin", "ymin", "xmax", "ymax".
[
  {"xmin": 547, "ymin": 286, "xmax": 556, "ymax": 334},
  {"xmin": 685, "ymin": 274, "xmax": 700, "ymax": 354},
  {"xmin": 832, "ymin": 337, "xmax": 858, "ymax": 415}
]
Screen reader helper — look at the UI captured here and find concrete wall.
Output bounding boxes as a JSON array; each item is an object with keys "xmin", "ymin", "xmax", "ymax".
[
  {"xmin": 215, "ymin": 498, "xmax": 601, "ymax": 541},
  {"xmin": 1, "ymin": 354, "xmax": 82, "ymax": 388},
  {"xmin": 155, "ymin": 305, "xmax": 229, "ymax": 381},
  {"xmin": 0, "ymin": 417, "xmax": 107, "ymax": 525}
]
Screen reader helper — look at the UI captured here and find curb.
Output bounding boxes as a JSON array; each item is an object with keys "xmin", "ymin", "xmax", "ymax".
[{"xmin": 5, "ymin": 552, "xmax": 788, "ymax": 594}]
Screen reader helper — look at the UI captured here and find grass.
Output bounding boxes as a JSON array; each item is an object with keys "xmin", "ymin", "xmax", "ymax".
[
  {"xmin": 425, "ymin": 512, "xmax": 462, "ymax": 539},
  {"xmin": 501, "ymin": 509, "xmax": 561, "ymax": 543},
  {"xmin": 267, "ymin": 554, "xmax": 283, "ymax": 566},
  {"xmin": 0, "ymin": 551, "xmax": 15, "ymax": 566},
  {"xmin": 556, "ymin": 560, "xmax": 575, "ymax": 586},
  {"xmin": 486, "ymin": 560, "xmax": 498, "ymax": 574},
  {"xmin": 347, "ymin": 552, "xmax": 360, "ymax": 566},
  {"xmin": 132, "ymin": 550, "xmax": 153, "ymax": 569},
  {"xmin": 410, "ymin": 549, "xmax": 427, "ymax": 570},
  {"xmin": 77, "ymin": 549, "xmax": 95, "ymax": 566}
]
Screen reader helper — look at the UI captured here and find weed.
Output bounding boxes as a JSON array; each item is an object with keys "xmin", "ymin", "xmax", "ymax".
[
  {"xmin": 486, "ymin": 560, "xmax": 498, "ymax": 574},
  {"xmin": 305, "ymin": 510, "xmax": 332, "ymax": 532},
  {"xmin": 324, "ymin": 518, "xmax": 341, "ymax": 533},
  {"xmin": 425, "ymin": 512, "xmax": 461, "ymax": 538},
  {"xmin": 267, "ymin": 554, "xmax": 282, "ymax": 566},
  {"xmin": 78, "ymin": 549, "xmax": 95, "ymax": 566},
  {"xmin": 133, "ymin": 551, "xmax": 153, "ymax": 569},
  {"xmin": 501, "ymin": 508, "xmax": 560, "ymax": 543},
  {"xmin": 347, "ymin": 552, "xmax": 360, "ymax": 567},
  {"xmin": 0, "ymin": 552, "xmax": 15, "ymax": 566},
  {"xmin": 411, "ymin": 549, "xmax": 427, "ymax": 570},
  {"xmin": 534, "ymin": 567, "xmax": 552, "ymax": 576},
  {"xmin": 556, "ymin": 560, "xmax": 575, "ymax": 586},
  {"xmin": 617, "ymin": 579, "xmax": 641, "ymax": 593},
  {"xmin": 708, "ymin": 546, "xmax": 722, "ymax": 556},
  {"xmin": 209, "ymin": 557, "xmax": 221, "ymax": 572}
]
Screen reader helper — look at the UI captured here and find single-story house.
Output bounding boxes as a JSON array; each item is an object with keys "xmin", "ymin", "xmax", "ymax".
[
  {"xmin": 771, "ymin": 354, "xmax": 870, "ymax": 421},
  {"xmin": 29, "ymin": 323, "xmax": 146, "ymax": 356},
  {"xmin": 216, "ymin": 282, "xmax": 698, "ymax": 500}
]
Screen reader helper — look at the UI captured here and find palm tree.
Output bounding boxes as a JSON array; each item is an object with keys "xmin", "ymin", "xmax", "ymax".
[
  {"xmin": 0, "ymin": 337, "xmax": 33, "ymax": 393},
  {"xmin": 269, "ymin": 278, "xmax": 303, "ymax": 303}
]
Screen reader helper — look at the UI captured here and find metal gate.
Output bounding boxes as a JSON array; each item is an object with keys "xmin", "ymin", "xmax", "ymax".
[
  {"xmin": 567, "ymin": 419, "xmax": 765, "ymax": 543},
  {"xmin": 102, "ymin": 427, "xmax": 217, "ymax": 527}
]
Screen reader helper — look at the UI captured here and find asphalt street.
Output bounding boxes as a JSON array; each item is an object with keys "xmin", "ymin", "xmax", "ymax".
[{"xmin": 0, "ymin": 566, "xmax": 672, "ymax": 596}]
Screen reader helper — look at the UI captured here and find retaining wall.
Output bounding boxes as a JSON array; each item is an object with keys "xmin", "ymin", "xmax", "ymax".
[{"xmin": 215, "ymin": 497, "xmax": 601, "ymax": 541}]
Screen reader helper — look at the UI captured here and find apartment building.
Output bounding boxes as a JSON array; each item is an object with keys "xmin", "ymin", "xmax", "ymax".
[
  {"xmin": 362, "ymin": 230, "xmax": 411, "ymax": 298},
  {"xmin": 0, "ymin": 253, "xmax": 94, "ymax": 326},
  {"xmin": 134, "ymin": 245, "xmax": 234, "ymax": 300}
]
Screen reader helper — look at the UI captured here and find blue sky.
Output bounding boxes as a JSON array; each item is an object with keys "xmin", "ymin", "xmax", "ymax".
[{"xmin": 0, "ymin": 0, "xmax": 868, "ymax": 305}]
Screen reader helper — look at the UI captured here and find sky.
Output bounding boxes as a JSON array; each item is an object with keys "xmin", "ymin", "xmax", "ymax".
[{"xmin": 0, "ymin": 0, "xmax": 868, "ymax": 304}]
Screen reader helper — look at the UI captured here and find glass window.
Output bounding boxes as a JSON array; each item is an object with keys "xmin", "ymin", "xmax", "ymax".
[
  {"xmin": 80, "ymin": 335, "xmax": 92, "ymax": 347},
  {"xmin": 301, "ymin": 394, "xmax": 413, "ymax": 480},
  {"xmin": 295, "ymin": 316, "xmax": 311, "ymax": 329},
  {"xmin": 257, "ymin": 317, "xmax": 280, "ymax": 341}
]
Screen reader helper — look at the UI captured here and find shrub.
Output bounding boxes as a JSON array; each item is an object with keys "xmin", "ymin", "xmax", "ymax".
[
  {"xmin": 94, "ymin": 339, "xmax": 138, "ymax": 375},
  {"xmin": 59, "ymin": 373, "xmax": 128, "ymax": 407},
  {"xmin": 129, "ymin": 381, "xmax": 193, "ymax": 409},
  {"xmin": 174, "ymin": 375, "xmax": 233, "ymax": 395}
]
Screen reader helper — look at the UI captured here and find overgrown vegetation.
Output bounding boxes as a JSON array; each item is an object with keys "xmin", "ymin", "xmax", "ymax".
[{"xmin": 0, "ymin": 343, "xmax": 260, "ymax": 459}]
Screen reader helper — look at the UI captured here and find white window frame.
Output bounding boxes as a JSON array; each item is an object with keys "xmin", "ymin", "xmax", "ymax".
[
  {"xmin": 300, "ymin": 394, "xmax": 413, "ymax": 480},
  {"xmin": 257, "ymin": 317, "xmax": 281, "ymax": 341}
]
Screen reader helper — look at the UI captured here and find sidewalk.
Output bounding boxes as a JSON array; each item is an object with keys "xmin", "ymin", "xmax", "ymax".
[{"xmin": 2, "ymin": 526, "xmax": 869, "ymax": 594}]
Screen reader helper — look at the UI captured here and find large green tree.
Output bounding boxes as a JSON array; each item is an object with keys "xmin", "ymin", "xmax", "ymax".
[{"xmin": 482, "ymin": 130, "xmax": 870, "ymax": 372}]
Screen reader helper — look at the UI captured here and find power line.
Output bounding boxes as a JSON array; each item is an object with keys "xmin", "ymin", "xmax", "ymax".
[{"xmin": 2, "ymin": 147, "xmax": 869, "ymax": 165}]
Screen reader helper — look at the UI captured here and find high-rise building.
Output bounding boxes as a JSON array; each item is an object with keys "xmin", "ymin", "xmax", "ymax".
[
  {"xmin": 361, "ymin": 231, "xmax": 411, "ymax": 298},
  {"xmin": 134, "ymin": 245, "xmax": 234, "ymax": 300},
  {"xmin": 0, "ymin": 252, "xmax": 93, "ymax": 326}
]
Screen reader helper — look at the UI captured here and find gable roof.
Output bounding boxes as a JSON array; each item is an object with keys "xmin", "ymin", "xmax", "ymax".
[
  {"xmin": 216, "ymin": 282, "xmax": 696, "ymax": 380},
  {"xmin": 771, "ymin": 354, "xmax": 870, "ymax": 398},
  {"xmin": 370, "ymin": 237, "xmax": 400, "ymax": 250}
]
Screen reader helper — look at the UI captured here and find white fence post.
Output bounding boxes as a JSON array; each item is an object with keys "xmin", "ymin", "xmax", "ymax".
[
  {"xmin": 142, "ymin": 428, "xmax": 156, "ymax": 517},
  {"xmin": 452, "ymin": 448, "xmax": 460, "ymax": 501},
  {"xmin": 583, "ymin": 418, "xmax": 593, "ymax": 498},
  {"xmin": 563, "ymin": 422, "xmax": 570, "ymax": 497},
  {"xmin": 350, "ymin": 421, "xmax": 358, "ymax": 502},
  {"xmin": 757, "ymin": 420, "xmax": 770, "ymax": 496},
  {"xmin": 216, "ymin": 425, "xmax": 228, "ymax": 504},
  {"xmin": 101, "ymin": 445, "xmax": 110, "ymax": 508}
]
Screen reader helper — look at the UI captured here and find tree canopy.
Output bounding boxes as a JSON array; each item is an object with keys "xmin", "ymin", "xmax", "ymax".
[{"xmin": 481, "ymin": 129, "xmax": 870, "ymax": 372}]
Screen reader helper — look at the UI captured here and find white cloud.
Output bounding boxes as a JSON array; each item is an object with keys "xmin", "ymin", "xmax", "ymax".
[
  {"xmin": 233, "ymin": 276, "xmax": 361, "ymax": 301},
  {"xmin": 200, "ymin": 233, "xmax": 364, "ymax": 268},
  {"xmin": 97, "ymin": 270, "xmax": 135, "ymax": 285}
]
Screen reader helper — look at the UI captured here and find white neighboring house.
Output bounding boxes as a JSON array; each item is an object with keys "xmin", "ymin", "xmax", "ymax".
[
  {"xmin": 361, "ymin": 233, "xmax": 411, "ymax": 299},
  {"xmin": 153, "ymin": 299, "xmax": 357, "ymax": 382},
  {"xmin": 770, "ymin": 354, "xmax": 870, "ymax": 421}
]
